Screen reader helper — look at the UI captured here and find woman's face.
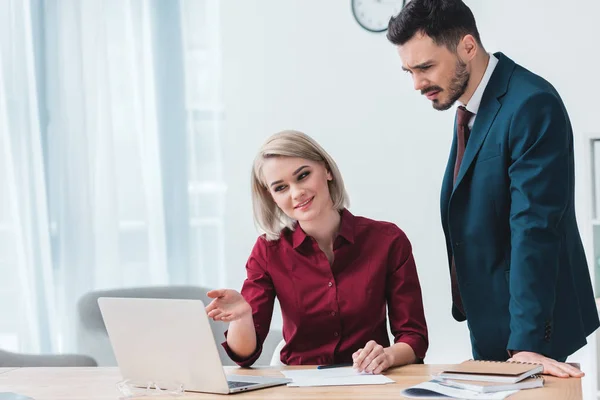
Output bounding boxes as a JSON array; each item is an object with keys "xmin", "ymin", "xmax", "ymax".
[{"xmin": 261, "ymin": 156, "xmax": 333, "ymax": 223}]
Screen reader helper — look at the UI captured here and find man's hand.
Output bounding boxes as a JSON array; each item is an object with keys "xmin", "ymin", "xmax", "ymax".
[
  {"xmin": 508, "ymin": 351, "xmax": 583, "ymax": 378},
  {"xmin": 352, "ymin": 340, "xmax": 394, "ymax": 374}
]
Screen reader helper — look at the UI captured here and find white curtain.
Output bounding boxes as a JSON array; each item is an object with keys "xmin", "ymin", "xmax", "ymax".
[
  {"xmin": 0, "ymin": 0, "xmax": 225, "ymax": 354},
  {"xmin": 0, "ymin": 0, "xmax": 56, "ymax": 353},
  {"xmin": 44, "ymin": 0, "xmax": 169, "ymax": 351}
]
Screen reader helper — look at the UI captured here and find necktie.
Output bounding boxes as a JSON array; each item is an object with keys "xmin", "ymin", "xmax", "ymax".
[
  {"xmin": 453, "ymin": 106, "xmax": 474, "ymax": 181},
  {"xmin": 451, "ymin": 105, "xmax": 474, "ymax": 316}
]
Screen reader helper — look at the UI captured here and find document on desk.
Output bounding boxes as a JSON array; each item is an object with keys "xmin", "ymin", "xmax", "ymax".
[
  {"xmin": 281, "ymin": 367, "xmax": 394, "ymax": 387},
  {"xmin": 400, "ymin": 380, "xmax": 518, "ymax": 399}
]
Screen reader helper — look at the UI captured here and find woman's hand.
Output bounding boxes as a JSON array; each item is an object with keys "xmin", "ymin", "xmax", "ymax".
[
  {"xmin": 352, "ymin": 340, "xmax": 394, "ymax": 374},
  {"xmin": 205, "ymin": 289, "xmax": 252, "ymax": 322}
]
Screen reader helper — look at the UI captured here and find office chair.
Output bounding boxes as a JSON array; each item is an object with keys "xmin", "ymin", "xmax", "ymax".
[
  {"xmin": 76, "ymin": 285, "xmax": 282, "ymax": 366},
  {"xmin": 0, "ymin": 348, "xmax": 97, "ymax": 367}
]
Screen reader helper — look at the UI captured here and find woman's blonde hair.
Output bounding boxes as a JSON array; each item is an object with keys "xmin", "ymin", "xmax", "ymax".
[{"xmin": 251, "ymin": 130, "xmax": 349, "ymax": 240}]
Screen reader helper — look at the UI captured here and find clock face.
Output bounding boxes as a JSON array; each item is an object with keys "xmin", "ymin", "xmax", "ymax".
[{"xmin": 351, "ymin": 0, "xmax": 406, "ymax": 33}]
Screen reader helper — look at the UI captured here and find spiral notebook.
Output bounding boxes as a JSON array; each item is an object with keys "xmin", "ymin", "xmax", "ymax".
[{"xmin": 437, "ymin": 360, "xmax": 543, "ymax": 383}]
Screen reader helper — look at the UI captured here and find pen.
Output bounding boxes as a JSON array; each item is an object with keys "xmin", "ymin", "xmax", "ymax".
[{"xmin": 317, "ymin": 362, "xmax": 353, "ymax": 369}]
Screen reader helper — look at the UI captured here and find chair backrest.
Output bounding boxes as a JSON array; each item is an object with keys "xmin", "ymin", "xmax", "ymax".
[
  {"xmin": 76, "ymin": 285, "xmax": 283, "ymax": 367},
  {"xmin": 0, "ymin": 348, "xmax": 97, "ymax": 367},
  {"xmin": 270, "ymin": 339, "xmax": 286, "ymax": 366},
  {"xmin": 76, "ymin": 285, "xmax": 234, "ymax": 366}
]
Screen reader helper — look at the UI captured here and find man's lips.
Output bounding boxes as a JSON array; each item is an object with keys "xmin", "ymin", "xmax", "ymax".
[{"xmin": 425, "ymin": 90, "xmax": 440, "ymax": 100}]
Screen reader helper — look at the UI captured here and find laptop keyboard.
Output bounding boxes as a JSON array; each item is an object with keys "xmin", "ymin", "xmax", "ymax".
[{"xmin": 228, "ymin": 380, "xmax": 259, "ymax": 389}]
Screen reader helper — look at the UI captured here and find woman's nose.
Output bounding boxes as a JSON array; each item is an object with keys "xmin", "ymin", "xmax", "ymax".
[{"xmin": 291, "ymin": 185, "xmax": 305, "ymax": 201}]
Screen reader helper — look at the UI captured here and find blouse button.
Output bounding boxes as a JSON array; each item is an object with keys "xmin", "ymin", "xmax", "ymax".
[
  {"xmin": 334, "ymin": 332, "xmax": 339, "ymax": 337},
  {"xmin": 331, "ymin": 311, "xmax": 336, "ymax": 316},
  {"xmin": 328, "ymin": 282, "xmax": 333, "ymax": 287}
]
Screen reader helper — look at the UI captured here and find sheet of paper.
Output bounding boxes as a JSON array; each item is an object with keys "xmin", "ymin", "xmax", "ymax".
[
  {"xmin": 400, "ymin": 381, "xmax": 518, "ymax": 399},
  {"xmin": 281, "ymin": 367, "xmax": 394, "ymax": 387}
]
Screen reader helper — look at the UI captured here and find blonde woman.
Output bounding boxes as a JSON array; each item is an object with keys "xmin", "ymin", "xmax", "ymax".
[{"xmin": 206, "ymin": 131, "xmax": 428, "ymax": 374}]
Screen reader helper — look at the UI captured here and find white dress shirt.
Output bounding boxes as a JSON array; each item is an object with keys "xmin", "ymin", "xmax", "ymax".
[{"xmin": 459, "ymin": 53, "xmax": 499, "ymax": 129}]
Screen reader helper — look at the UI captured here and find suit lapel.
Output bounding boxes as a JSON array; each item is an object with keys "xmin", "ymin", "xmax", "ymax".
[
  {"xmin": 452, "ymin": 52, "xmax": 514, "ymax": 193},
  {"xmin": 453, "ymin": 97, "xmax": 501, "ymax": 189}
]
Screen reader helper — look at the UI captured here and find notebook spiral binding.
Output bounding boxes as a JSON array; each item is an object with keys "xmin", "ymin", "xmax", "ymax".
[{"xmin": 467, "ymin": 359, "xmax": 542, "ymax": 366}]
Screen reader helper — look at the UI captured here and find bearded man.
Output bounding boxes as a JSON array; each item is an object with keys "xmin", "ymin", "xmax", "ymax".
[{"xmin": 387, "ymin": 0, "xmax": 599, "ymax": 378}]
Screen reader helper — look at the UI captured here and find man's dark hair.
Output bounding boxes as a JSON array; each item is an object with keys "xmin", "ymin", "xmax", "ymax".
[{"xmin": 387, "ymin": 0, "xmax": 482, "ymax": 51}]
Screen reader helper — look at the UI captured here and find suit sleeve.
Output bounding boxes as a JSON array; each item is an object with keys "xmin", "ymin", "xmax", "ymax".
[
  {"xmin": 222, "ymin": 237, "xmax": 276, "ymax": 367},
  {"xmin": 506, "ymin": 91, "xmax": 570, "ymax": 355}
]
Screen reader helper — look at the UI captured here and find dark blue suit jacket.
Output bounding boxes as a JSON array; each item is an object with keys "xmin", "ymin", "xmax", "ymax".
[{"xmin": 440, "ymin": 52, "xmax": 599, "ymax": 360}]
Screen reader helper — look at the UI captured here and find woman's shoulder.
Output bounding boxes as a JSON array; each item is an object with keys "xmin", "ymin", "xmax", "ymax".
[
  {"xmin": 353, "ymin": 214, "xmax": 409, "ymax": 239},
  {"xmin": 352, "ymin": 215, "xmax": 414, "ymax": 260},
  {"xmin": 254, "ymin": 227, "xmax": 294, "ymax": 248}
]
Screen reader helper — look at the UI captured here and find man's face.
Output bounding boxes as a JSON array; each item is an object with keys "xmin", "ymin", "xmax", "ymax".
[{"xmin": 398, "ymin": 32, "xmax": 469, "ymax": 111}]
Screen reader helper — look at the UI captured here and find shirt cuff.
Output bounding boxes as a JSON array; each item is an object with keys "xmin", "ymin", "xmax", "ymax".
[
  {"xmin": 507, "ymin": 349, "xmax": 523, "ymax": 358},
  {"xmin": 396, "ymin": 333, "xmax": 428, "ymax": 361},
  {"xmin": 221, "ymin": 330, "xmax": 263, "ymax": 368}
]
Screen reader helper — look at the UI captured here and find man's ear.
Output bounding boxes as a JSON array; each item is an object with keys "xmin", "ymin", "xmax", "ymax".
[{"xmin": 459, "ymin": 34, "xmax": 478, "ymax": 62}]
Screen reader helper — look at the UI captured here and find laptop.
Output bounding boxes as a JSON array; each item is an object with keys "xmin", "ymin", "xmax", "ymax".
[{"xmin": 98, "ymin": 297, "xmax": 291, "ymax": 394}]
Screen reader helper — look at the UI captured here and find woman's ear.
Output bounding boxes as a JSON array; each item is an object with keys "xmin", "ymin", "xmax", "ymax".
[{"xmin": 326, "ymin": 170, "xmax": 333, "ymax": 181}]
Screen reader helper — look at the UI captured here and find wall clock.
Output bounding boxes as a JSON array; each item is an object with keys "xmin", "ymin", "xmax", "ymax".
[{"xmin": 351, "ymin": 0, "xmax": 406, "ymax": 33}]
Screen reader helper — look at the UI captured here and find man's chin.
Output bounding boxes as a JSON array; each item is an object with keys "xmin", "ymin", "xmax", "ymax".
[{"xmin": 432, "ymin": 99, "xmax": 454, "ymax": 111}]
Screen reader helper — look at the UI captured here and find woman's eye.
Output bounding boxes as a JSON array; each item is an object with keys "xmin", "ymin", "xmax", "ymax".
[
  {"xmin": 274, "ymin": 185, "xmax": 286, "ymax": 192},
  {"xmin": 298, "ymin": 171, "xmax": 310, "ymax": 180}
]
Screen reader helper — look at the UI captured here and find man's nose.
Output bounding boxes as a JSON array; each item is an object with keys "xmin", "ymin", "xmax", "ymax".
[{"xmin": 413, "ymin": 76, "xmax": 429, "ymax": 91}]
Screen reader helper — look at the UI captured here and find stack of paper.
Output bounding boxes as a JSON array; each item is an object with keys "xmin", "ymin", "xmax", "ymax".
[
  {"xmin": 431, "ymin": 375, "xmax": 544, "ymax": 393},
  {"xmin": 401, "ymin": 359, "xmax": 547, "ymax": 399},
  {"xmin": 281, "ymin": 367, "xmax": 394, "ymax": 387},
  {"xmin": 401, "ymin": 380, "xmax": 518, "ymax": 399}
]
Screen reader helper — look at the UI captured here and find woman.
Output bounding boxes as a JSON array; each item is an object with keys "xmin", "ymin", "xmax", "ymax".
[{"xmin": 206, "ymin": 130, "xmax": 428, "ymax": 374}]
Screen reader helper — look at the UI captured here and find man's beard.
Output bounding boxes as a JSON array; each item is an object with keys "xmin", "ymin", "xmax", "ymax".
[{"xmin": 432, "ymin": 59, "xmax": 469, "ymax": 111}]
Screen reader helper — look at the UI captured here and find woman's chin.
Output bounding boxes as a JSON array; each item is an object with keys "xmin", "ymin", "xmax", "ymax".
[{"xmin": 294, "ymin": 208, "xmax": 319, "ymax": 223}]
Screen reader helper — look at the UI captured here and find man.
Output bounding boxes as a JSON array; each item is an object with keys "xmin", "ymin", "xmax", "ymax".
[{"xmin": 387, "ymin": 0, "xmax": 599, "ymax": 377}]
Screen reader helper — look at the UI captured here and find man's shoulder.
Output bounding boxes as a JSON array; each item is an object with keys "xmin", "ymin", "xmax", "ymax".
[{"xmin": 505, "ymin": 60, "xmax": 560, "ymax": 102}]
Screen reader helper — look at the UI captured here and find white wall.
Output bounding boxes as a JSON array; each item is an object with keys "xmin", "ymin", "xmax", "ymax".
[{"xmin": 219, "ymin": 0, "xmax": 600, "ymax": 386}]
